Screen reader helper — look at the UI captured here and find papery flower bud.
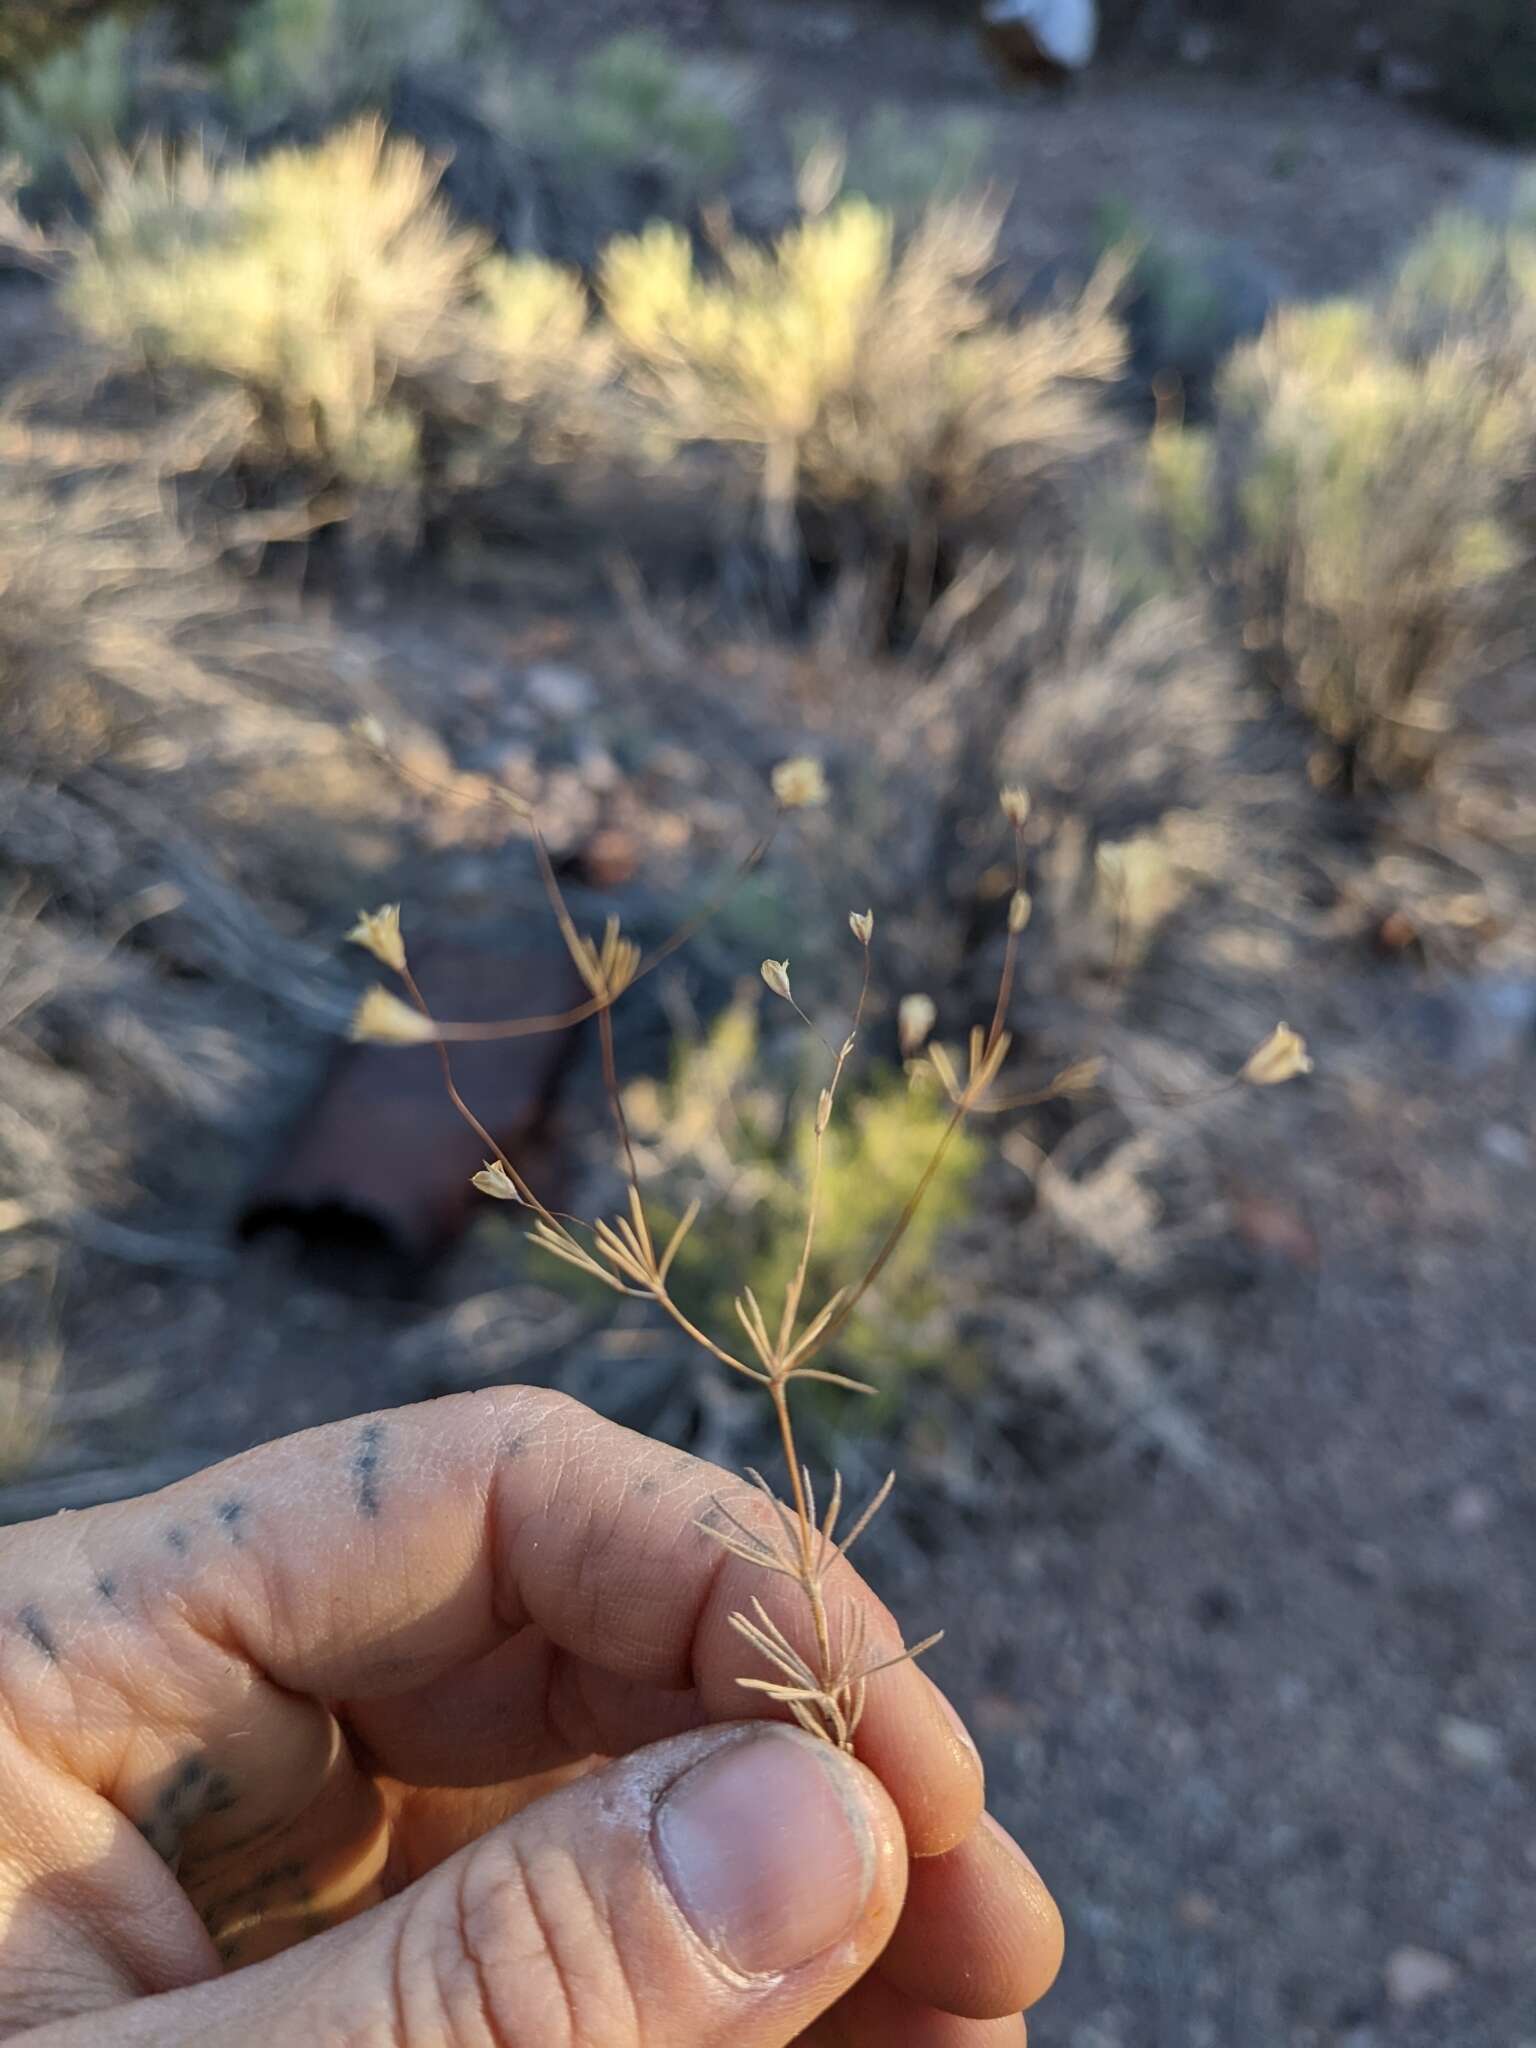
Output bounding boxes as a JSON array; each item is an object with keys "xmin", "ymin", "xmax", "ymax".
[
  {"xmin": 346, "ymin": 903, "xmax": 406, "ymax": 975},
  {"xmin": 471, "ymin": 1159, "xmax": 521, "ymax": 1201},
  {"xmin": 1241, "ymin": 1023, "xmax": 1313, "ymax": 1086},
  {"xmin": 761, "ymin": 958, "xmax": 793, "ymax": 1001},
  {"xmin": 350, "ymin": 985, "xmax": 437, "ymax": 1045},
  {"xmin": 849, "ymin": 908, "xmax": 874, "ymax": 945}
]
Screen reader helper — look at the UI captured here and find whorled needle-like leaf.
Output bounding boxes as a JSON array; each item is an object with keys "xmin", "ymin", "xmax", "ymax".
[
  {"xmin": 829, "ymin": 1470, "xmax": 896, "ymax": 1572},
  {"xmin": 657, "ymin": 1196, "xmax": 701, "ymax": 1283}
]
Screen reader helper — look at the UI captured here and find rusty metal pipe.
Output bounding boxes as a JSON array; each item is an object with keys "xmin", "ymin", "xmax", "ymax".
[{"xmin": 237, "ymin": 942, "xmax": 587, "ymax": 1291}]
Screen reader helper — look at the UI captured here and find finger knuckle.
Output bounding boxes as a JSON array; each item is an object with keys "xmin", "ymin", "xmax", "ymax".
[{"xmin": 425, "ymin": 1832, "xmax": 641, "ymax": 2048}]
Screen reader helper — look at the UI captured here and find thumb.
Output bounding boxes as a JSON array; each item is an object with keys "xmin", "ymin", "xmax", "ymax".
[{"xmin": 31, "ymin": 1726, "xmax": 908, "ymax": 2048}]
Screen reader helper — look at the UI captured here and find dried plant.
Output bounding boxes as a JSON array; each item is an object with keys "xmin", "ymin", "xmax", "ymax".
[{"xmin": 348, "ymin": 743, "xmax": 1312, "ymax": 1751}]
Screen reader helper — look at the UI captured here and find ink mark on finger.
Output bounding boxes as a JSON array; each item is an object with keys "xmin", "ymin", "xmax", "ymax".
[
  {"xmin": 351, "ymin": 1420, "xmax": 384, "ymax": 1518},
  {"xmin": 95, "ymin": 1573, "xmax": 120, "ymax": 1607},
  {"xmin": 165, "ymin": 1525, "xmax": 190, "ymax": 1557},
  {"xmin": 17, "ymin": 1605, "xmax": 58, "ymax": 1663},
  {"xmin": 215, "ymin": 1498, "xmax": 248, "ymax": 1545},
  {"xmin": 205, "ymin": 1770, "xmax": 237, "ymax": 1814}
]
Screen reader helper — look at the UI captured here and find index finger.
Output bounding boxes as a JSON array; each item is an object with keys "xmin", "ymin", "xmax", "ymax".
[{"xmin": 2, "ymin": 1388, "xmax": 982, "ymax": 1858}]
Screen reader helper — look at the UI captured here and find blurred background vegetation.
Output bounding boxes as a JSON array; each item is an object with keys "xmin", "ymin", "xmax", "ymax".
[{"xmin": 1, "ymin": 4, "xmax": 1533, "ymax": 2042}]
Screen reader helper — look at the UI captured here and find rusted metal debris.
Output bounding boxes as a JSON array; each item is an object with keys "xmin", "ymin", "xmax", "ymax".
[
  {"xmin": 980, "ymin": 0, "xmax": 1098, "ymax": 81},
  {"xmin": 237, "ymin": 941, "xmax": 587, "ymax": 1291}
]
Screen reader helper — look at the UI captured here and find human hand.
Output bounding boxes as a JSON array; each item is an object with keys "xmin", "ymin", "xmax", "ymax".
[{"xmin": 0, "ymin": 1388, "xmax": 1062, "ymax": 2045}]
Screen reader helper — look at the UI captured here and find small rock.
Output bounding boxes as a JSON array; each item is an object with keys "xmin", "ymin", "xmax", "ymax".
[
  {"xmin": 1400, "ymin": 978, "xmax": 1536, "ymax": 1076},
  {"xmin": 1437, "ymin": 1716, "xmax": 1505, "ymax": 1773},
  {"xmin": 1175, "ymin": 1889, "xmax": 1219, "ymax": 1930},
  {"xmin": 576, "ymin": 742, "xmax": 620, "ymax": 793},
  {"xmin": 524, "ymin": 663, "xmax": 595, "ymax": 722},
  {"xmin": 793, "ymin": 8, "xmax": 856, "ymax": 49},
  {"xmin": 490, "ymin": 742, "xmax": 538, "ymax": 797},
  {"xmin": 570, "ymin": 826, "xmax": 638, "ymax": 891},
  {"xmin": 1448, "ymin": 1484, "xmax": 1495, "ymax": 1533},
  {"xmin": 1384, "ymin": 1946, "xmax": 1459, "ymax": 2010},
  {"xmin": 1482, "ymin": 1123, "xmax": 1531, "ymax": 1169},
  {"xmin": 1381, "ymin": 55, "xmax": 1438, "ymax": 99}
]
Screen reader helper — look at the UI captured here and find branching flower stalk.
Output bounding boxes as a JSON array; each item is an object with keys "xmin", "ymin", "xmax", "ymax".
[{"xmin": 349, "ymin": 759, "xmax": 1311, "ymax": 1751}]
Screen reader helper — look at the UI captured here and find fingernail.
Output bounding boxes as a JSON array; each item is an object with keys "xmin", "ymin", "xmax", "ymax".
[
  {"xmin": 655, "ymin": 1729, "xmax": 877, "ymax": 1975},
  {"xmin": 933, "ymin": 1681, "xmax": 981, "ymax": 1761}
]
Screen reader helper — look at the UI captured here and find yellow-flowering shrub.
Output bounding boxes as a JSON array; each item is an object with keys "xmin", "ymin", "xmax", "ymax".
[
  {"xmin": 1214, "ymin": 299, "xmax": 1523, "ymax": 784},
  {"xmin": 466, "ymin": 255, "xmax": 614, "ymax": 451},
  {"xmin": 59, "ymin": 121, "xmax": 619, "ymax": 511},
  {"xmin": 66, "ymin": 122, "xmax": 480, "ymax": 486},
  {"xmin": 600, "ymin": 195, "xmax": 1125, "ymax": 588}
]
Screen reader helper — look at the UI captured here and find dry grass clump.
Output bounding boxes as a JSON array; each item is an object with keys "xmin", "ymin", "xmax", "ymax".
[
  {"xmin": 0, "ymin": 417, "xmax": 250, "ymax": 784},
  {"xmin": 0, "ymin": 386, "xmax": 416, "ymax": 1487},
  {"xmin": 600, "ymin": 192, "xmax": 1126, "ymax": 614}
]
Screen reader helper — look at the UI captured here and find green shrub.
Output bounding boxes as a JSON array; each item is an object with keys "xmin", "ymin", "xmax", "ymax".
[
  {"xmin": 623, "ymin": 994, "xmax": 981, "ymax": 1415},
  {"xmin": 221, "ymin": 0, "xmax": 487, "ymax": 127},
  {"xmin": 0, "ymin": 16, "xmax": 130, "ymax": 182},
  {"xmin": 503, "ymin": 33, "xmax": 739, "ymax": 207},
  {"xmin": 789, "ymin": 105, "xmax": 994, "ymax": 223},
  {"xmin": 1213, "ymin": 299, "xmax": 1523, "ymax": 785},
  {"xmin": 600, "ymin": 194, "xmax": 1124, "ymax": 596}
]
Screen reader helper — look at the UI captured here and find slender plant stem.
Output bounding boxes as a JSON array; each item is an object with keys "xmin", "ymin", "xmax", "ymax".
[
  {"xmin": 653, "ymin": 1284, "xmax": 766, "ymax": 1383},
  {"xmin": 776, "ymin": 946, "xmax": 871, "ymax": 1358},
  {"xmin": 985, "ymin": 823, "xmax": 1027, "ymax": 1053},
  {"xmin": 770, "ymin": 1375, "xmax": 833, "ymax": 1683}
]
